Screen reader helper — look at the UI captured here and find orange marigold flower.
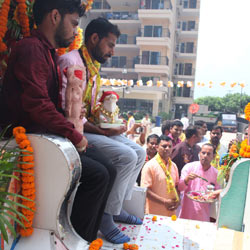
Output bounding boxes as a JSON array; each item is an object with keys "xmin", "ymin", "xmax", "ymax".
[
  {"xmin": 233, "ymin": 153, "xmax": 239, "ymax": 158},
  {"xmin": 22, "ymin": 155, "xmax": 34, "ymax": 162},
  {"xmin": 22, "ymin": 146, "xmax": 34, "ymax": 154},
  {"xmin": 19, "ymin": 139, "xmax": 31, "ymax": 149},
  {"xmin": 13, "ymin": 126, "xmax": 26, "ymax": 136},
  {"xmin": 22, "ymin": 188, "xmax": 35, "ymax": 197},
  {"xmin": 129, "ymin": 244, "xmax": 139, "ymax": 250},
  {"xmin": 21, "ymin": 168, "xmax": 35, "ymax": 176},
  {"xmin": 21, "ymin": 162, "xmax": 34, "ymax": 169},
  {"xmin": 15, "ymin": 133, "xmax": 27, "ymax": 144},
  {"xmin": 22, "ymin": 182, "xmax": 35, "ymax": 190},
  {"xmin": 152, "ymin": 215, "xmax": 157, "ymax": 221},
  {"xmin": 171, "ymin": 215, "xmax": 177, "ymax": 221},
  {"xmin": 22, "ymin": 175, "xmax": 35, "ymax": 183},
  {"xmin": 22, "ymin": 207, "xmax": 35, "ymax": 216},
  {"xmin": 123, "ymin": 243, "xmax": 130, "ymax": 249},
  {"xmin": 19, "ymin": 227, "xmax": 34, "ymax": 237},
  {"xmin": 89, "ymin": 238, "xmax": 103, "ymax": 249}
]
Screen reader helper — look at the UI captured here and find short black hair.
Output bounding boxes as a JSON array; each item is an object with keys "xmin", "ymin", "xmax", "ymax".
[
  {"xmin": 211, "ymin": 125, "xmax": 223, "ymax": 134},
  {"xmin": 161, "ymin": 120, "xmax": 171, "ymax": 134},
  {"xmin": 33, "ymin": 0, "xmax": 85, "ymax": 26},
  {"xmin": 170, "ymin": 120, "xmax": 183, "ymax": 128},
  {"xmin": 85, "ymin": 17, "xmax": 120, "ymax": 43},
  {"xmin": 159, "ymin": 135, "xmax": 172, "ymax": 143},
  {"xmin": 147, "ymin": 134, "xmax": 160, "ymax": 144},
  {"xmin": 195, "ymin": 120, "xmax": 206, "ymax": 127},
  {"xmin": 185, "ymin": 125, "xmax": 200, "ymax": 139}
]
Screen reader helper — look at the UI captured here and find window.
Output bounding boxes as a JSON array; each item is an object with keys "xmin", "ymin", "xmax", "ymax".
[
  {"xmin": 111, "ymin": 56, "xmax": 127, "ymax": 67},
  {"xmin": 180, "ymin": 43, "xmax": 185, "ymax": 53},
  {"xmin": 182, "ymin": 22, "xmax": 187, "ymax": 31},
  {"xmin": 186, "ymin": 42, "xmax": 194, "ymax": 53},
  {"xmin": 144, "ymin": 26, "xmax": 153, "ymax": 37},
  {"xmin": 184, "ymin": 63, "xmax": 192, "ymax": 75},
  {"xmin": 117, "ymin": 34, "xmax": 128, "ymax": 44},
  {"xmin": 142, "ymin": 51, "xmax": 161, "ymax": 65},
  {"xmin": 188, "ymin": 21, "xmax": 195, "ymax": 30},
  {"xmin": 190, "ymin": 0, "xmax": 197, "ymax": 8},
  {"xmin": 144, "ymin": 26, "xmax": 162, "ymax": 37},
  {"xmin": 183, "ymin": 85, "xmax": 191, "ymax": 97}
]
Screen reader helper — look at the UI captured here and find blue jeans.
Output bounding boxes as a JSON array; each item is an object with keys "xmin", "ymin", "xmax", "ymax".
[{"xmin": 84, "ymin": 133, "xmax": 146, "ymax": 215}]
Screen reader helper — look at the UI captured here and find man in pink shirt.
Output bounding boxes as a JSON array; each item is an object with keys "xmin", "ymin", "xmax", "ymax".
[{"xmin": 178, "ymin": 143, "xmax": 220, "ymax": 222}]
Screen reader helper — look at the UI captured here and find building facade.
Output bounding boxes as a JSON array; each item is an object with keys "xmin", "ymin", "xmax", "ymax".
[{"xmin": 81, "ymin": 0, "xmax": 200, "ymax": 119}]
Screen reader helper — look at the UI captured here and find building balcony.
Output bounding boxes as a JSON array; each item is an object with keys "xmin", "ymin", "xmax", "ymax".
[
  {"xmin": 136, "ymin": 28, "xmax": 171, "ymax": 47},
  {"xmin": 139, "ymin": 0, "xmax": 173, "ymax": 10},
  {"xmin": 134, "ymin": 56, "xmax": 170, "ymax": 75},
  {"xmin": 177, "ymin": 29, "xmax": 199, "ymax": 38},
  {"xmin": 115, "ymin": 35, "xmax": 139, "ymax": 51},
  {"xmin": 101, "ymin": 58, "xmax": 136, "ymax": 72},
  {"xmin": 105, "ymin": 12, "xmax": 139, "ymax": 20},
  {"xmin": 175, "ymin": 45, "xmax": 197, "ymax": 59},
  {"xmin": 173, "ymin": 68, "xmax": 195, "ymax": 79},
  {"xmin": 91, "ymin": 0, "xmax": 111, "ymax": 10},
  {"xmin": 138, "ymin": 9, "xmax": 173, "ymax": 21},
  {"xmin": 178, "ymin": 1, "xmax": 200, "ymax": 17}
]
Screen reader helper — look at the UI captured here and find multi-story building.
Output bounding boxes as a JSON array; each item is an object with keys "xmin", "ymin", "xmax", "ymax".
[{"xmin": 80, "ymin": 0, "xmax": 200, "ymax": 119}]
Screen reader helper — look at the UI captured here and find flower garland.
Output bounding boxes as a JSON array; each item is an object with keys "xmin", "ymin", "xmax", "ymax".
[
  {"xmin": 155, "ymin": 153, "xmax": 179, "ymax": 202},
  {"xmin": 13, "ymin": 126, "xmax": 35, "ymax": 237},
  {"xmin": 16, "ymin": 0, "xmax": 30, "ymax": 37},
  {"xmin": 89, "ymin": 238, "xmax": 103, "ymax": 250},
  {"xmin": 0, "ymin": 0, "xmax": 10, "ymax": 53}
]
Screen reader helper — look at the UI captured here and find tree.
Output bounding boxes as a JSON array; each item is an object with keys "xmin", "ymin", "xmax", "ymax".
[{"xmin": 195, "ymin": 93, "xmax": 250, "ymax": 113}]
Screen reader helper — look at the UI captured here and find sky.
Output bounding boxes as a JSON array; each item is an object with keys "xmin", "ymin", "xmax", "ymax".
[{"xmin": 194, "ymin": 0, "xmax": 250, "ymax": 99}]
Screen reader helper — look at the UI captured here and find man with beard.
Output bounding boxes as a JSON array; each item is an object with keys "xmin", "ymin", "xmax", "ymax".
[
  {"xmin": 178, "ymin": 144, "xmax": 220, "ymax": 222},
  {"xmin": 58, "ymin": 18, "xmax": 146, "ymax": 244},
  {"xmin": 0, "ymin": 0, "xmax": 117, "ymax": 243},
  {"xmin": 200, "ymin": 125, "xmax": 227, "ymax": 168},
  {"xmin": 141, "ymin": 135, "xmax": 180, "ymax": 216}
]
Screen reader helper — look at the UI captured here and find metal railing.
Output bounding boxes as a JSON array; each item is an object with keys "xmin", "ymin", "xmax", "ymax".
[
  {"xmin": 102, "ymin": 59, "xmax": 136, "ymax": 69},
  {"xmin": 138, "ymin": 28, "xmax": 170, "ymax": 38},
  {"xmin": 174, "ymin": 67, "xmax": 195, "ymax": 76},
  {"xmin": 105, "ymin": 12, "xmax": 138, "ymax": 20},
  {"xmin": 175, "ymin": 44, "xmax": 196, "ymax": 54}
]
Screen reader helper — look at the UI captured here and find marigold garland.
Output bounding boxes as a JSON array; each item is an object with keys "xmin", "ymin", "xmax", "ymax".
[
  {"xmin": 244, "ymin": 103, "xmax": 250, "ymax": 121},
  {"xmin": 88, "ymin": 238, "xmax": 103, "ymax": 250},
  {"xmin": 16, "ymin": 0, "xmax": 30, "ymax": 37},
  {"xmin": 0, "ymin": 0, "xmax": 11, "ymax": 53},
  {"xmin": 13, "ymin": 126, "xmax": 35, "ymax": 237}
]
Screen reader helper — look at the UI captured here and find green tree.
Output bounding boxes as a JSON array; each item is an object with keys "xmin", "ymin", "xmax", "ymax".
[{"xmin": 195, "ymin": 93, "xmax": 250, "ymax": 113}]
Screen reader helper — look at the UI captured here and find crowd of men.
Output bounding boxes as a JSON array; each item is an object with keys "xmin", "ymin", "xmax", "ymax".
[{"xmin": 0, "ymin": 0, "xmax": 235, "ymax": 245}]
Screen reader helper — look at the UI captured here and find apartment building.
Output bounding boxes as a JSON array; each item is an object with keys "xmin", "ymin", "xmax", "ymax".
[{"xmin": 81, "ymin": 0, "xmax": 200, "ymax": 119}]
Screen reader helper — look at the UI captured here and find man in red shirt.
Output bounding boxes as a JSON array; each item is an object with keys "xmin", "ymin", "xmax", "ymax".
[{"xmin": 0, "ymin": 0, "xmax": 116, "ymax": 243}]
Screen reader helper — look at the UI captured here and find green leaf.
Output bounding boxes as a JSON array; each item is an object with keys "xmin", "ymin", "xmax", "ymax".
[
  {"xmin": 1, "ymin": 210, "xmax": 25, "ymax": 228},
  {"xmin": 0, "ymin": 215, "xmax": 9, "ymax": 243},
  {"xmin": 0, "ymin": 213, "xmax": 17, "ymax": 239},
  {"xmin": 1, "ymin": 192, "xmax": 34, "ymax": 202},
  {"xmin": 1, "ymin": 206, "xmax": 29, "ymax": 222},
  {"xmin": 0, "ymin": 198, "xmax": 33, "ymax": 211}
]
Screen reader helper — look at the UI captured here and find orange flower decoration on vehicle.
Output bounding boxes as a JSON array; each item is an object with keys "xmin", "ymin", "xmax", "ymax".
[
  {"xmin": 240, "ymin": 139, "xmax": 250, "ymax": 158},
  {"xmin": 89, "ymin": 238, "xmax": 103, "ymax": 250},
  {"xmin": 13, "ymin": 126, "xmax": 35, "ymax": 237},
  {"xmin": 244, "ymin": 103, "xmax": 250, "ymax": 121}
]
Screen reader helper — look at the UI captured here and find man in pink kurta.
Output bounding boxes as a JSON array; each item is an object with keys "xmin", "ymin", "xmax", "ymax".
[
  {"xmin": 178, "ymin": 143, "xmax": 220, "ymax": 222},
  {"xmin": 141, "ymin": 135, "xmax": 180, "ymax": 216}
]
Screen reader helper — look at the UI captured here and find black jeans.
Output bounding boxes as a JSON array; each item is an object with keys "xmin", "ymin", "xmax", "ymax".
[{"xmin": 70, "ymin": 145, "xmax": 117, "ymax": 242}]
